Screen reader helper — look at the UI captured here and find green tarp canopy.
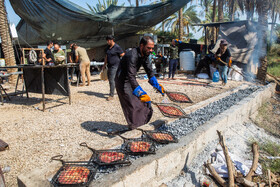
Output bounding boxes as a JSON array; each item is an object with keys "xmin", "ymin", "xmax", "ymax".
[{"xmin": 10, "ymin": 0, "xmax": 189, "ymax": 47}]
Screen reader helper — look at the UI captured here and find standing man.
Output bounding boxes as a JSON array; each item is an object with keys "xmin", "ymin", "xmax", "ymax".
[
  {"xmin": 208, "ymin": 40, "xmax": 215, "ymax": 54},
  {"xmin": 168, "ymin": 39, "xmax": 179, "ymax": 80},
  {"xmin": 115, "ymin": 36, "xmax": 165, "ymax": 130},
  {"xmin": 215, "ymin": 39, "xmax": 232, "ymax": 86},
  {"xmin": 72, "ymin": 43, "xmax": 91, "ymax": 86},
  {"xmin": 103, "ymin": 35, "xmax": 125, "ymax": 101},
  {"xmin": 43, "ymin": 41, "xmax": 55, "ymax": 66},
  {"xmin": 69, "ymin": 43, "xmax": 80, "ymax": 81},
  {"xmin": 53, "ymin": 43, "xmax": 65, "ymax": 65}
]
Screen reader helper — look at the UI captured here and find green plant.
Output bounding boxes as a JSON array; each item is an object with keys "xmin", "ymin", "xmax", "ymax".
[
  {"xmin": 267, "ymin": 44, "xmax": 280, "ymax": 77},
  {"xmin": 259, "ymin": 141, "xmax": 280, "ymax": 173}
]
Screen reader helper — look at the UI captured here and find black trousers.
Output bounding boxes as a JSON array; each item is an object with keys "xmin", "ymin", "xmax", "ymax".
[
  {"xmin": 169, "ymin": 59, "xmax": 178, "ymax": 78},
  {"xmin": 107, "ymin": 66, "xmax": 118, "ymax": 97},
  {"xmin": 194, "ymin": 58, "xmax": 211, "ymax": 78}
]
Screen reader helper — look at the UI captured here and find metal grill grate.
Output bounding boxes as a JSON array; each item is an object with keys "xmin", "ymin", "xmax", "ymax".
[
  {"xmin": 137, "ymin": 129, "xmax": 178, "ymax": 144},
  {"xmin": 119, "ymin": 136, "xmax": 156, "ymax": 155},
  {"xmin": 51, "ymin": 155, "xmax": 97, "ymax": 187},
  {"xmin": 146, "ymin": 131, "xmax": 178, "ymax": 144},
  {"xmin": 80, "ymin": 143, "xmax": 131, "ymax": 166},
  {"xmin": 166, "ymin": 91, "xmax": 193, "ymax": 103},
  {"xmin": 155, "ymin": 103, "xmax": 189, "ymax": 118}
]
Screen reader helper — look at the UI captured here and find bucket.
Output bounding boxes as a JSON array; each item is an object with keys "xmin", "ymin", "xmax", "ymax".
[
  {"xmin": 0, "ymin": 59, "xmax": 5, "ymax": 67},
  {"xmin": 212, "ymin": 70, "xmax": 220, "ymax": 82}
]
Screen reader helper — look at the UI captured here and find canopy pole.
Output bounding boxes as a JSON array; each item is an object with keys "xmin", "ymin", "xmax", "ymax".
[
  {"xmin": 204, "ymin": 26, "xmax": 208, "ymax": 54},
  {"xmin": 112, "ymin": 27, "xmax": 114, "ymax": 36}
]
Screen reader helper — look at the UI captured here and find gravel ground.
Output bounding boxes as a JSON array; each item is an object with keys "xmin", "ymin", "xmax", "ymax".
[
  {"xmin": 0, "ymin": 74, "xmax": 243, "ymax": 187},
  {"xmin": 159, "ymin": 85, "xmax": 261, "ymax": 137},
  {"xmin": 166, "ymin": 120, "xmax": 280, "ymax": 187}
]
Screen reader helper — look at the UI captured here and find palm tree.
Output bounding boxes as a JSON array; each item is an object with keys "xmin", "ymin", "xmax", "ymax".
[
  {"xmin": 211, "ymin": 0, "xmax": 217, "ymax": 41},
  {"xmin": 256, "ymin": 0, "xmax": 270, "ymax": 82},
  {"xmin": 269, "ymin": 0, "xmax": 280, "ymax": 45},
  {"xmin": 217, "ymin": 0, "xmax": 224, "ymax": 21},
  {"xmin": 165, "ymin": 5, "xmax": 200, "ymax": 40},
  {"xmin": 227, "ymin": 0, "xmax": 236, "ymax": 21},
  {"xmin": 200, "ymin": 0, "xmax": 213, "ymax": 15},
  {"xmin": 236, "ymin": 0, "xmax": 256, "ymax": 21},
  {"xmin": 0, "ymin": 0, "xmax": 16, "ymax": 83},
  {"xmin": 179, "ymin": 8, "xmax": 183, "ymax": 40},
  {"xmin": 212, "ymin": 0, "xmax": 217, "ymax": 22},
  {"xmin": 87, "ymin": 0, "xmax": 123, "ymax": 13}
]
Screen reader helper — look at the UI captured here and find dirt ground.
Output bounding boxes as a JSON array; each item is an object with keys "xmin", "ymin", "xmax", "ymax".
[
  {"xmin": 0, "ymin": 73, "xmax": 243, "ymax": 187},
  {"xmin": 251, "ymin": 95, "xmax": 280, "ymax": 138}
]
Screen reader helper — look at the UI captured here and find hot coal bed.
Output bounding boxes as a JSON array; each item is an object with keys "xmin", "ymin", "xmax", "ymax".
[{"xmin": 93, "ymin": 85, "xmax": 262, "ymax": 180}]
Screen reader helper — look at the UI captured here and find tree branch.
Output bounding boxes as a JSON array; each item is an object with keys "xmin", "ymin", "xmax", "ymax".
[
  {"xmin": 217, "ymin": 130, "xmax": 235, "ymax": 187},
  {"xmin": 204, "ymin": 161, "xmax": 227, "ymax": 187},
  {"xmin": 245, "ymin": 143, "xmax": 259, "ymax": 181}
]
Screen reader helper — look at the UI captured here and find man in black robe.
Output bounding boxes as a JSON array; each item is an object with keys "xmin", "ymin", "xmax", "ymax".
[{"xmin": 115, "ymin": 36, "xmax": 164, "ymax": 129}]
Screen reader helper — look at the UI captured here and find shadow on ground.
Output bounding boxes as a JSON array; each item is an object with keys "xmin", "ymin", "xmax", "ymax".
[
  {"xmin": 78, "ymin": 91, "xmax": 108, "ymax": 98},
  {"xmin": 2, "ymin": 95, "xmax": 68, "ymax": 111},
  {"xmin": 183, "ymin": 153, "xmax": 199, "ymax": 185},
  {"xmin": 81, "ymin": 121, "xmax": 127, "ymax": 137}
]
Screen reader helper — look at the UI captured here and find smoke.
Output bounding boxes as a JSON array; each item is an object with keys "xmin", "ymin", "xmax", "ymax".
[{"xmin": 245, "ymin": 20, "xmax": 268, "ymax": 80}]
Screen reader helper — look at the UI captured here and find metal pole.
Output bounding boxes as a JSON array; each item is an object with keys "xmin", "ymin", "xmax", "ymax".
[
  {"xmin": 0, "ymin": 85, "xmax": 4, "ymax": 105},
  {"xmin": 66, "ymin": 66, "xmax": 71, "ymax": 105},
  {"xmin": 41, "ymin": 66, "xmax": 45, "ymax": 111},
  {"xmin": 216, "ymin": 26, "xmax": 219, "ymax": 42},
  {"xmin": 204, "ymin": 26, "xmax": 208, "ymax": 54}
]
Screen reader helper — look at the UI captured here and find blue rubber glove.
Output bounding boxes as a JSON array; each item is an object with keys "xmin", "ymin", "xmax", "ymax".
[
  {"xmin": 149, "ymin": 76, "xmax": 164, "ymax": 96},
  {"xmin": 133, "ymin": 85, "xmax": 151, "ymax": 105},
  {"xmin": 175, "ymin": 39, "xmax": 182, "ymax": 43}
]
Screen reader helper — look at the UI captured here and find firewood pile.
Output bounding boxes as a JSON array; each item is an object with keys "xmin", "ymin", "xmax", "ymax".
[{"xmin": 204, "ymin": 131, "xmax": 280, "ymax": 187}]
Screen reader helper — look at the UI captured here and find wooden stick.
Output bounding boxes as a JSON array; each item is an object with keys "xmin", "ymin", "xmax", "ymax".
[
  {"xmin": 270, "ymin": 171, "xmax": 279, "ymax": 184},
  {"xmin": 266, "ymin": 73, "xmax": 280, "ymax": 85},
  {"xmin": 204, "ymin": 162, "xmax": 227, "ymax": 187},
  {"xmin": 217, "ymin": 130, "xmax": 235, "ymax": 187},
  {"xmin": 236, "ymin": 177, "xmax": 257, "ymax": 187},
  {"xmin": 268, "ymin": 169, "xmax": 272, "ymax": 187},
  {"xmin": 218, "ymin": 59, "xmax": 245, "ymax": 78},
  {"xmin": 267, "ymin": 72, "xmax": 280, "ymax": 80},
  {"xmin": 245, "ymin": 143, "xmax": 259, "ymax": 181}
]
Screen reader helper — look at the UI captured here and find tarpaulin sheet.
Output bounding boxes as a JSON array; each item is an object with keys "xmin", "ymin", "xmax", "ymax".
[
  {"xmin": 211, "ymin": 21, "xmax": 258, "ymax": 64},
  {"xmin": 10, "ymin": 0, "xmax": 190, "ymax": 47},
  {"xmin": 23, "ymin": 66, "xmax": 69, "ymax": 96}
]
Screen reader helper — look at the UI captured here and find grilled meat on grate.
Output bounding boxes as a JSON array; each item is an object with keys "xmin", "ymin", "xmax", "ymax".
[
  {"xmin": 158, "ymin": 105, "xmax": 184, "ymax": 117},
  {"xmin": 129, "ymin": 141, "xmax": 151, "ymax": 152},
  {"xmin": 98, "ymin": 152, "xmax": 125, "ymax": 163},
  {"xmin": 58, "ymin": 166, "xmax": 90, "ymax": 184},
  {"xmin": 150, "ymin": 133, "xmax": 173, "ymax": 141},
  {"xmin": 167, "ymin": 93, "xmax": 190, "ymax": 102}
]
